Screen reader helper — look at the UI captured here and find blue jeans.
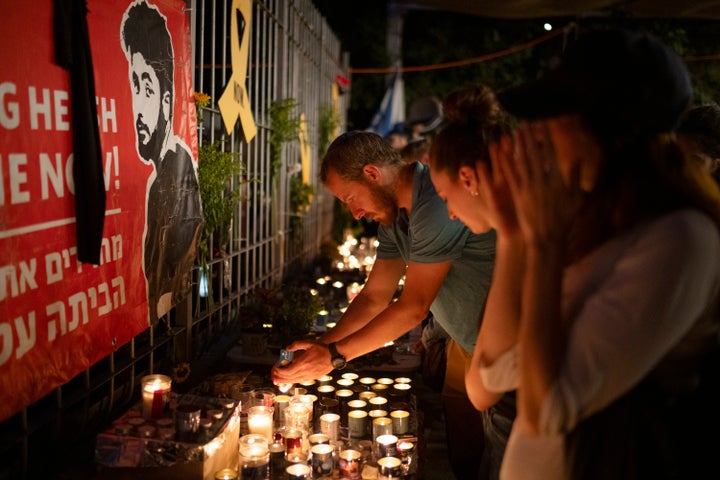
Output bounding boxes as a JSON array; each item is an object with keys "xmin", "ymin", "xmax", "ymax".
[{"xmin": 480, "ymin": 392, "xmax": 516, "ymax": 480}]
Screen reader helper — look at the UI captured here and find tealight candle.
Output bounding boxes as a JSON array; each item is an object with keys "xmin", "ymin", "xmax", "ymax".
[
  {"xmin": 319, "ymin": 413, "xmax": 340, "ymax": 442},
  {"xmin": 390, "ymin": 410, "xmax": 410, "ymax": 435},
  {"xmin": 286, "ymin": 463, "xmax": 311, "ymax": 479},
  {"xmin": 348, "ymin": 409, "xmax": 369, "ymax": 439},
  {"xmin": 376, "ymin": 434, "xmax": 399, "ymax": 457},
  {"xmin": 214, "ymin": 468, "xmax": 239, "ymax": 480}
]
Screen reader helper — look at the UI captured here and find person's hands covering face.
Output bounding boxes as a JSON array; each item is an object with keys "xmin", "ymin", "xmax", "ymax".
[{"xmin": 499, "ymin": 120, "xmax": 584, "ymax": 250}]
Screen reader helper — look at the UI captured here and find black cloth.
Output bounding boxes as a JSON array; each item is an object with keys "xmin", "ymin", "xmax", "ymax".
[
  {"xmin": 565, "ymin": 346, "xmax": 720, "ymax": 480},
  {"xmin": 54, "ymin": 0, "xmax": 106, "ymax": 264}
]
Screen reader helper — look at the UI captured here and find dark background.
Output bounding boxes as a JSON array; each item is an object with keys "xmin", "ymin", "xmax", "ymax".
[{"xmin": 312, "ymin": 0, "xmax": 720, "ymax": 131}]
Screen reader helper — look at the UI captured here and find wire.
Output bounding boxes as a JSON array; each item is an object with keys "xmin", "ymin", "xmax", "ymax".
[{"xmin": 348, "ymin": 24, "xmax": 572, "ymax": 75}]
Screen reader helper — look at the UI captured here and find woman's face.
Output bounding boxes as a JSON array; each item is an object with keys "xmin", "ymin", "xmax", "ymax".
[{"xmin": 430, "ymin": 165, "xmax": 492, "ymax": 234}]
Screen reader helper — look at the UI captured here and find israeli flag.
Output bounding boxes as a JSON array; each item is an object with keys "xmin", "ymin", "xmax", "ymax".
[{"xmin": 367, "ymin": 72, "xmax": 405, "ymax": 137}]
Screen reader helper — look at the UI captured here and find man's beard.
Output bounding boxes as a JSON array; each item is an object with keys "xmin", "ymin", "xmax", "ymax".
[
  {"xmin": 137, "ymin": 109, "xmax": 168, "ymax": 164},
  {"xmin": 369, "ymin": 183, "xmax": 399, "ymax": 225}
]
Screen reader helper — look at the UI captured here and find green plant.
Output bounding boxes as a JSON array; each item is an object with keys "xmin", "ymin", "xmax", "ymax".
[
  {"xmin": 318, "ymin": 103, "xmax": 340, "ymax": 157},
  {"xmin": 197, "ymin": 141, "xmax": 244, "ymax": 269},
  {"xmin": 239, "ymin": 288, "xmax": 277, "ymax": 333},
  {"xmin": 240, "ymin": 284, "xmax": 323, "ymax": 342},
  {"xmin": 272, "ymin": 284, "xmax": 324, "ymax": 342},
  {"xmin": 268, "ymin": 98, "xmax": 302, "ymax": 181}
]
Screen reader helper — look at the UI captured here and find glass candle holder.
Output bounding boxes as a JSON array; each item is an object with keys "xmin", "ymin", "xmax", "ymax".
[
  {"xmin": 286, "ymin": 463, "xmax": 312, "ymax": 480},
  {"xmin": 230, "ymin": 383, "xmax": 255, "ymax": 414},
  {"xmin": 214, "ymin": 468, "xmax": 239, "ymax": 480},
  {"xmin": 274, "ymin": 394, "xmax": 290, "ymax": 426},
  {"xmin": 372, "ymin": 417, "xmax": 393, "ymax": 442},
  {"xmin": 284, "ymin": 427, "xmax": 305, "ymax": 458},
  {"xmin": 311, "ymin": 443, "xmax": 335, "ymax": 478},
  {"xmin": 376, "ymin": 434, "xmax": 399, "ymax": 458},
  {"xmin": 238, "ymin": 434, "xmax": 269, "ymax": 480},
  {"xmin": 377, "ymin": 456, "xmax": 402, "ymax": 480},
  {"xmin": 319, "ymin": 413, "xmax": 340, "ymax": 442},
  {"xmin": 247, "ymin": 405, "xmax": 274, "ymax": 443},
  {"xmin": 284, "ymin": 401, "xmax": 311, "ymax": 433},
  {"xmin": 337, "ymin": 448, "xmax": 361, "ymax": 479},
  {"xmin": 141, "ymin": 374, "xmax": 171, "ymax": 420},
  {"xmin": 397, "ymin": 440, "xmax": 416, "ymax": 475},
  {"xmin": 308, "ymin": 432, "xmax": 330, "ymax": 448},
  {"xmin": 252, "ymin": 387, "xmax": 277, "ymax": 408}
]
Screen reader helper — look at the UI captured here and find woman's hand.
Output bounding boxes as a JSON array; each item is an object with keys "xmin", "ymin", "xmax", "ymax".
[
  {"xmin": 500, "ymin": 120, "xmax": 583, "ymax": 250},
  {"xmin": 481, "ymin": 134, "xmax": 521, "ymax": 238}
]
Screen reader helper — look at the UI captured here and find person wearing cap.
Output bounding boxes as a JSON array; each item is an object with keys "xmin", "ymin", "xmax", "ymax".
[{"xmin": 459, "ymin": 28, "xmax": 720, "ymax": 479}]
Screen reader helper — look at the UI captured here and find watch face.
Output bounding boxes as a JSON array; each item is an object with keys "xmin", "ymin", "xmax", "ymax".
[{"xmin": 332, "ymin": 357, "xmax": 346, "ymax": 369}]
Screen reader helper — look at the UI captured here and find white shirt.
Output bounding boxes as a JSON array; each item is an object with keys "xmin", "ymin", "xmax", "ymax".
[{"xmin": 482, "ymin": 209, "xmax": 720, "ymax": 480}]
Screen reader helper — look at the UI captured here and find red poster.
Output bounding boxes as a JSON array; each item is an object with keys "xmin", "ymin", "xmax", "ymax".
[{"xmin": 0, "ymin": 0, "xmax": 200, "ymax": 421}]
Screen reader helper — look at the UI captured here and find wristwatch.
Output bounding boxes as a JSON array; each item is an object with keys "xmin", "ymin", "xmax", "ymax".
[{"xmin": 327, "ymin": 342, "xmax": 347, "ymax": 370}]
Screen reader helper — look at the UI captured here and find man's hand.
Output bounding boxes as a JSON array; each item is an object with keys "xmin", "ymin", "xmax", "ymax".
[{"xmin": 271, "ymin": 339, "xmax": 333, "ymax": 385}]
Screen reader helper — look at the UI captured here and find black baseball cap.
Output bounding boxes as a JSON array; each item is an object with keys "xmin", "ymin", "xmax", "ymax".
[{"xmin": 497, "ymin": 28, "xmax": 693, "ymax": 135}]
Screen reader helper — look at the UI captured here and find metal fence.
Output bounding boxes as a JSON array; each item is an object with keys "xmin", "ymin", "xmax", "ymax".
[{"xmin": 0, "ymin": 1, "xmax": 347, "ymax": 478}]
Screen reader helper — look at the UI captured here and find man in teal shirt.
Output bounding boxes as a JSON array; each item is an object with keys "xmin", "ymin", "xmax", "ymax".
[{"xmin": 272, "ymin": 131, "xmax": 496, "ymax": 477}]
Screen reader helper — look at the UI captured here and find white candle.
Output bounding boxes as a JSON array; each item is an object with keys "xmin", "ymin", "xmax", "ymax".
[{"xmin": 247, "ymin": 406, "xmax": 274, "ymax": 443}]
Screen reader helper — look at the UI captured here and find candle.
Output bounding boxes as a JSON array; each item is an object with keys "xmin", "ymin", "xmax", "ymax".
[
  {"xmin": 239, "ymin": 433, "xmax": 269, "ymax": 457},
  {"xmin": 390, "ymin": 410, "xmax": 410, "ymax": 435},
  {"xmin": 274, "ymin": 394, "xmax": 290, "ymax": 425},
  {"xmin": 347, "ymin": 399, "xmax": 367, "ymax": 411},
  {"xmin": 372, "ymin": 417, "xmax": 393, "ymax": 441},
  {"xmin": 319, "ymin": 413, "xmax": 340, "ymax": 442},
  {"xmin": 140, "ymin": 374, "xmax": 171, "ymax": 420},
  {"xmin": 284, "ymin": 427, "xmax": 304, "ymax": 456},
  {"xmin": 358, "ymin": 377, "xmax": 376, "ymax": 389},
  {"xmin": 376, "ymin": 434, "xmax": 398, "ymax": 458},
  {"xmin": 336, "ymin": 378, "xmax": 354, "ymax": 388},
  {"xmin": 368, "ymin": 396, "xmax": 388, "ymax": 410},
  {"xmin": 337, "ymin": 448, "xmax": 361, "ymax": 479},
  {"xmin": 377, "ymin": 456, "xmax": 402, "ymax": 480},
  {"xmin": 247, "ymin": 406, "xmax": 274, "ymax": 443},
  {"xmin": 286, "ymin": 463, "xmax": 311, "ymax": 479},
  {"xmin": 214, "ymin": 468, "xmax": 239, "ymax": 480},
  {"xmin": 348, "ymin": 410, "xmax": 368, "ymax": 439},
  {"xmin": 311, "ymin": 443, "xmax": 334, "ymax": 478}
]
